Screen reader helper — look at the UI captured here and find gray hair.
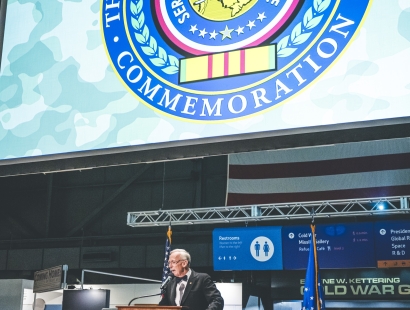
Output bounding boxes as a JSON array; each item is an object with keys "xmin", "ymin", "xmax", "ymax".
[{"xmin": 170, "ymin": 249, "xmax": 191, "ymax": 265}]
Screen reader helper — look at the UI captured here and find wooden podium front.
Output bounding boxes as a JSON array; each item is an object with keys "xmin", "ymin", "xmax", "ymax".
[{"xmin": 116, "ymin": 305, "xmax": 184, "ymax": 310}]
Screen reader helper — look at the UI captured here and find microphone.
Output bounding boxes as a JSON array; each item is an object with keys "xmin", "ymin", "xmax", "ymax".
[{"xmin": 160, "ymin": 274, "xmax": 174, "ymax": 290}]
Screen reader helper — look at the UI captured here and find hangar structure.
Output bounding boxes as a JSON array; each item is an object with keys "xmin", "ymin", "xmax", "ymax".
[{"xmin": 1, "ymin": 0, "xmax": 410, "ymax": 309}]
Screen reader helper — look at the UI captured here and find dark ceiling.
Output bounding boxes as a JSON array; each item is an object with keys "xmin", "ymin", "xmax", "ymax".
[{"xmin": 0, "ymin": 156, "xmax": 228, "ymax": 244}]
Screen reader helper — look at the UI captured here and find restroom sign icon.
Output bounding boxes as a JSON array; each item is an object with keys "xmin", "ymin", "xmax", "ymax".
[{"xmin": 250, "ymin": 236, "xmax": 274, "ymax": 262}]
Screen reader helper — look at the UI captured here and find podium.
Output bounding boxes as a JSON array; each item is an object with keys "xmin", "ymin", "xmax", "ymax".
[{"xmin": 116, "ymin": 305, "xmax": 184, "ymax": 310}]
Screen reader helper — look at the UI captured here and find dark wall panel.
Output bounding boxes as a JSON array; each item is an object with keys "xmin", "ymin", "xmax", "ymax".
[
  {"xmin": 182, "ymin": 243, "xmax": 209, "ymax": 267},
  {"xmin": 120, "ymin": 246, "xmax": 146, "ymax": 268},
  {"xmin": 43, "ymin": 248, "xmax": 80, "ymax": 269},
  {"xmin": 145, "ymin": 245, "xmax": 164, "ymax": 268},
  {"xmin": 1, "ymin": 174, "xmax": 48, "ymax": 238},
  {"xmin": 8, "ymin": 249, "xmax": 43, "ymax": 270},
  {"xmin": 80, "ymin": 246, "xmax": 120, "ymax": 269},
  {"xmin": 0, "ymin": 250, "xmax": 7, "ymax": 270},
  {"xmin": 52, "ymin": 186, "xmax": 105, "ymax": 235},
  {"xmin": 98, "ymin": 183, "xmax": 147, "ymax": 236}
]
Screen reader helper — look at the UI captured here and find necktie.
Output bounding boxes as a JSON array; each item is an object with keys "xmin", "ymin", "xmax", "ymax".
[
  {"xmin": 176, "ymin": 275, "xmax": 188, "ymax": 283},
  {"xmin": 179, "ymin": 282, "xmax": 185, "ymax": 305}
]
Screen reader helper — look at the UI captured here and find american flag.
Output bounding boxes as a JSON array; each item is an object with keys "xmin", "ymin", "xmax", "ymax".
[
  {"xmin": 162, "ymin": 225, "xmax": 172, "ymax": 283},
  {"xmin": 302, "ymin": 224, "xmax": 325, "ymax": 310},
  {"xmin": 226, "ymin": 138, "xmax": 410, "ymax": 206}
]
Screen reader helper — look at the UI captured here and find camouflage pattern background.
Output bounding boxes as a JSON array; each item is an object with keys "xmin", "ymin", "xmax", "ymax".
[{"xmin": 0, "ymin": 0, "xmax": 409, "ymax": 161}]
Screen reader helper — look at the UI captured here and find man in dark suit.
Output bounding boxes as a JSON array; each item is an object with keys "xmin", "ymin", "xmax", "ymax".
[{"xmin": 158, "ymin": 249, "xmax": 224, "ymax": 310}]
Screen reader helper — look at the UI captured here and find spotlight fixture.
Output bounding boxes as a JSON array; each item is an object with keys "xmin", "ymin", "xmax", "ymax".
[{"xmin": 377, "ymin": 203, "xmax": 385, "ymax": 210}]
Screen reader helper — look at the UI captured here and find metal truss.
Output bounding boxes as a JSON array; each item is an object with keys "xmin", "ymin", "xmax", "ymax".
[{"xmin": 127, "ymin": 196, "xmax": 410, "ymax": 227}]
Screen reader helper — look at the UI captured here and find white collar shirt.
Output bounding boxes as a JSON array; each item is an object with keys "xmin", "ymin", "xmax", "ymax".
[{"xmin": 175, "ymin": 269, "xmax": 191, "ymax": 306}]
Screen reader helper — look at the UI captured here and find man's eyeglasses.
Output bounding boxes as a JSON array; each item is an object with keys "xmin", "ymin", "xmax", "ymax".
[{"xmin": 168, "ymin": 259, "xmax": 185, "ymax": 266}]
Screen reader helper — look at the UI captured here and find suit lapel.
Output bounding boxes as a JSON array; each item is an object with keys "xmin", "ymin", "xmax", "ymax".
[
  {"xmin": 169, "ymin": 279, "xmax": 178, "ymax": 306},
  {"xmin": 180, "ymin": 269, "xmax": 196, "ymax": 305}
]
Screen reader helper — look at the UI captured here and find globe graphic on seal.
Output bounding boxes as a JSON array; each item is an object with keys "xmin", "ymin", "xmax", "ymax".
[{"xmin": 189, "ymin": 0, "xmax": 258, "ymax": 21}]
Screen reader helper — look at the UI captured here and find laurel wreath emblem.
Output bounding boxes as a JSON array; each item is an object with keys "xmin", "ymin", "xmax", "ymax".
[
  {"xmin": 130, "ymin": 0, "xmax": 330, "ymax": 71},
  {"xmin": 277, "ymin": 0, "xmax": 331, "ymax": 57},
  {"xmin": 130, "ymin": 0, "xmax": 179, "ymax": 75}
]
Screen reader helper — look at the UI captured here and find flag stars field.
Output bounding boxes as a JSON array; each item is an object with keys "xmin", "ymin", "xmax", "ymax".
[
  {"xmin": 186, "ymin": 12, "xmax": 267, "ymax": 41},
  {"xmin": 189, "ymin": 24, "xmax": 198, "ymax": 34},
  {"xmin": 235, "ymin": 26, "xmax": 244, "ymax": 35},
  {"xmin": 247, "ymin": 20, "xmax": 256, "ymax": 30},
  {"xmin": 209, "ymin": 30, "xmax": 218, "ymax": 39},
  {"xmin": 257, "ymin": 12, "xmax": 267, "ymax": 22},
  {"xmin": 199, "ymin": 28, "xmax": 208, "ymax": 37},
  {"xmin": 220, "ymin": 25, "xmax": 234, "ymax": 40}
]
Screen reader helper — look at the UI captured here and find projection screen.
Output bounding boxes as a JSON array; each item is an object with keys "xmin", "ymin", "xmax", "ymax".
[{"xmin": 0, "ymin": 0, "xmax": 409, "ymax": 176}]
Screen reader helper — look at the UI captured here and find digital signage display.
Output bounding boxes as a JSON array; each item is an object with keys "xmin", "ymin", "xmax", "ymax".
[
  {"xmin": 374, "ymin": 220, "xmax": 410, "ymax": 268},
  {"xmin": 213, "ymin": 226, "xmax": 283, "ymax": 270},
  {"xmin": 213, "ymin": 221, "xmax": 410, "ymax": 271},
  {"xmin": 0, "ymin": 0, "xmax": 410, "ymax": 169},
  {"xmin": 282, "ymin": 222, "xmax": 375, "ymax": 269}
]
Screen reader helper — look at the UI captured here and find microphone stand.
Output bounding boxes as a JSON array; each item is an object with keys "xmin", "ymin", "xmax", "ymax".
[
  {"xmin": 128, "ymin": 274, "xmax": 173, "ymax": 305},
  {"xmin": 128, "ymin": 292, "xmax": 163, "ymax": 306}
]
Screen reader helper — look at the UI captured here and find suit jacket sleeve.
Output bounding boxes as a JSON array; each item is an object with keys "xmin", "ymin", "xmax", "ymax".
[
  {"xmin": 158, "ymin": 295, "xmax": 167, "ymax": 306},
  {"xmin": 201, "ymin": 273, "xmax": 224, "ymax": 310},
  {"xmin": 158, "ymin": 287, "xmax": 174, "ymax": 306}
]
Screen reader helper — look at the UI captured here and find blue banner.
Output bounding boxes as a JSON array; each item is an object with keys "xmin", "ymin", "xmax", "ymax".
[
  {"xmin": 283, "ymin": 222, "xmax": 375, "ymax": 269},
  {"xmin": 213, "ymin": 227, "xmax": 283, "ymax": 270},
  {"xmin": 374, "ymin": 220, "xmax": 410, "ymax": 268}
]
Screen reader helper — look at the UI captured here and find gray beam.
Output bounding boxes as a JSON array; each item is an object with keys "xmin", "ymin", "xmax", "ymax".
[
  {"xmin": 45, "ymin": 174, "xmax": 53, "ymax": 237},
  {"xmin": 2, "ymin": 117, "xmax": 410, "ymax": 177},
  {"xmin": 66, "ymin": 164, "xmax": 151, "ymax": 236}
]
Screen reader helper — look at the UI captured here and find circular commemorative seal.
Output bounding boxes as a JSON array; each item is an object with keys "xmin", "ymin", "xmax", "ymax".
[{"xmin": 102, "ymin": 0, "xmax": 371, "ymax": 121}]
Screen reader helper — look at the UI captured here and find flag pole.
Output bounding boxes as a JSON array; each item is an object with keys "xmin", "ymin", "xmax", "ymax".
[
  {"xmin": 167, "ymin": 220, "xmax": 172, "ymax": 244},
  {"xmin": 310, "ymin": 210, "xmax": 320, "ymax": 309},
  {"xmin": 302, "ymin": 210, "xmax": 324, "ymax": 310},
  {"xmin": 311, "ymin": 223, "xmax": 320, "ymax": 310}
]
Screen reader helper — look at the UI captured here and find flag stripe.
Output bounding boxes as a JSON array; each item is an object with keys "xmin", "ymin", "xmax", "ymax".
[
  {"xmin": 229, "ymin": 138, "xmax": 410, "ymax": 165},
  {"xmin": 208, "ymin": 54, "xmax": 213, "ymax": 79},
  {"xmin": 227, "ymin": 138, "xmax": 410, "ymax": 206},
  {"xmin": 228, "ymin": 50, "xmax": 240, "ymax": 75},
  {"xmin": 224, "ymin": 52, "xmax": 229, "ymax": 76},
  {"xmin": 229, "ymin": 153, "xmax": 410, "ymax": 179},
  {"xmin": 180, "ymin": 59, "xmax": 187, "ymax": 83},
  {"xmin": 212, "ymin": 53, "xmax": 224, "ymax": 78},
  {"xmin": 269, "ymin": 45, "xmax": 276, "ymax": 70},
  {"xmin": 227, "ymin": 185, "xmax": 410, "ymax": 205},
  {"xmin": 230, "ymin": 169, "xmax": 410, "ymax": 194},
  {"xmin": 240, "ymin": 49, "xmax": 245, "ymax": 74}
]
